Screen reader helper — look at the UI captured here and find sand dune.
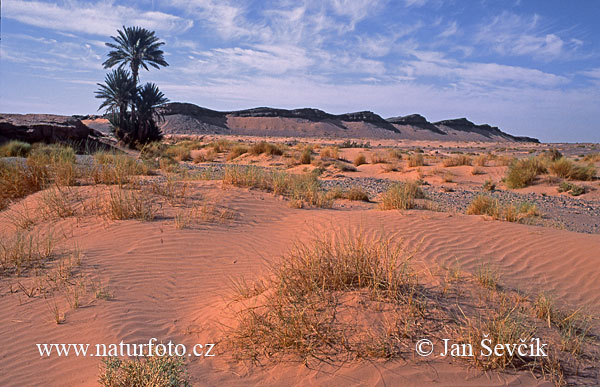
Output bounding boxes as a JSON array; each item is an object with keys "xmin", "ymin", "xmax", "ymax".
[{"xmin": 1, "ymin": 179, "xmax": 598, "ymax": 386}]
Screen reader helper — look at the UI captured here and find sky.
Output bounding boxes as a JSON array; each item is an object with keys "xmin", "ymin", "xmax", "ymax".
[{"xmin": 1, "ymin": 0, "xmax": 599, "ymax": 142}]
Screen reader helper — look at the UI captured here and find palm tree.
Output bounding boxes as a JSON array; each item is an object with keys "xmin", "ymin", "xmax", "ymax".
[
  {"xmin": 95, "ymin": 69, "xmax": 137, "ymax": 144},
  {"xmin": 103, "ymin": 26, "xmax": 169, "ymax": 83},
  {"xmin": 136, "ymin": 83, "xmax": 169, "ymax": 143},
  {"xmin": 102, "ymin": 26, "xmax": 169, "ymax": 131}
]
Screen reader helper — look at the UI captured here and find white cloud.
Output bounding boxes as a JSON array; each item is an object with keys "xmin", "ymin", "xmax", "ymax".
[
  {"xmin": 476, "ymin": 11, "xmax": 580, "ymax": 60},
  {"xmin": 3, "ymin": 0, "xmax": 193, "ymax": 35},
  {"xmin": 439, "ymin": 21, "xmax": 458, "ymax": 38}
]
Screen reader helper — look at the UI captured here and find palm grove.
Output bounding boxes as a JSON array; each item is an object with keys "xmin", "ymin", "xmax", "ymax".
[{"xmin": 95, "ymin": 26, "xmax": 169, "ymax": 148}]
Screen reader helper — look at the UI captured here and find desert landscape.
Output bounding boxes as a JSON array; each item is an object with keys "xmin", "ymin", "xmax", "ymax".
[
  {"xmin": 1, "ymin": 128, "xmax": 599, "ymax": 386},
  {"xmin": 2, "ymin": 1, "xmax": 600, "ymax": 386}
]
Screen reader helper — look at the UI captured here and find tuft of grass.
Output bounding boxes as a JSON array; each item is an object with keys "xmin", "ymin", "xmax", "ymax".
[
  {"xmin": 370, "ymin": 151, "xmax": 388, "ymax": 164},
  {"xmin": 443, "ymin": 155, "xmax": 472, "ymax": 167},
  {"xmin": 505, "ymin": 157, "xmax": 547, "ymax": 189},
  {"xmin": 92, "ymin": 152, "xmax": 149, "ymax": 185},
  {"xmin": 99, "ymin": 356, "xmax": 189, "ymax": 387},
  {"xmin": 549, "ymin": 158, "xmax": 595, "ymax": 181},
  {"xmin": 40, "ymin": 186, "xmax": 78, "ymax": 219},
  {"xmin": 320, "ymin": 146, "xmax": 339, "ymax": 159},
  {"xmin": 467, "ymin": 195, "xmax": 499, "ymax": 217},
  {"xmin": 226, "ymin": 231, "xmax": 418, "ymax": 361},
  {"xmin": 223, "ymin": 166, "xmax": 332, "ymax": 208},
  {"xmin": 227, "ymin": 144, "xmax": 249, "ymax": 160},
  {"xmin": 0, "ymin": 231, "xmax": 55, "ymax": 277},
  {"xmin": 407, "ymin": 154, "xmax": 424, "ymax": 167},
  {"xmin": 557, "ymin": 181, "xmax": 585, "ymax": 196},
  {"xmin": 165, "ymin": 144, "xmax": 192, "ymax": 162},
  {"xmin": 327, "ymin": 186, "xmax": 369, "ymax": 202},
  {"xmin": 379, "ymin": 181, "xmax": 424, "ymax": 210},
  {"xmin": 482, "ymin": 179, "xmax": 496, "ymax": 191},
  {"xmin": 249, "ymin": 141, "xmax": 284, "ymax": 156},
  {"xmin": 299, "ymin": 147, "xmax": 312, "ymax": 164},
  {"xmin": 474, "ymin": 263, "xmax": 499, "ymax": 290},
  {"xmin": 0, "ymin": 140, "xmax": 32, "ymax": 157},
  {"xmin": 0, "ymin": 160, "xmax": 48, "ymax": 210},
  {"xmin": 104, "ymin": 188, "xmax": 157, "ymax": 221},
  {"xmin": 353, "ymin": 153, "xmax": 367, "ymax": 166}
]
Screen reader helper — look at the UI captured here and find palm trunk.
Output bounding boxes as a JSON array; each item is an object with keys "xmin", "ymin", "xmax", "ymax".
[{"xmin": 131, "ymin": 66, "xmax": 139, "ymax": 145}]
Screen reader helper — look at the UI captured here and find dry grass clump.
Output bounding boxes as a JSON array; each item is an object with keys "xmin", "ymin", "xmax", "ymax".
[
  {"xmin": 225, "ymin": 230, "xmax": 595, "ymax": 384},
  {"xmin": 0, "ymin": 160, "xmax": 47, "ymax": 210},
  {"xmin": 208, "ymin": 138, "xmax": 232, "ymax": 153},
  {"xmin": 193, "ymin": 148, "xmax": 218, "ymax": 163},
  {"xmin": 407, "ymin": 153, "xmax": 424, "ymax": 167},
  {"xmin": 0, "ymin": 231, "xmax": 55, "ymax": 277},
  {"xmin": 467, "ymin": 195, "xmax": 540, "ymax": 223},
  {"xmin": 104, "ymin": 187, "xmax": 157, "ymax": 221},
  {"xmin": 320, "ymin": 146, "xmax": 339, "ymax": 159},
  {"xmin": 370, "ymin": 151, "xmax": 388, "ymax": 164},
  {"xmin": 353, "ymin": 153, "xmax": 367, "ymax": 166},
  {"xmin": 165, "ymin": 144, "xmax": 192, "ymax": 162},
  {"xmin": 227, "ymin": 144, "xmax": 248, "ymax": 160},
  {"xmin": 548, "ymin": 158, "xmax": 595, "ymax": 181},
  {"xmin": 92, "ymin": 152, "xmax": 149, "ymax": 185},
  {"xmin": 249, "ymin": 141, "xmax": 284, "ymax": 156},
  {"xmin": 226, "ymin": 232, "xmax": 420, "ymax": 361},
  {"xmin": 327, "ymin": 186, "xmax": 369, "ymax": 202},
  {"xmin": 40, "ymin": 186, "xmax": 78, "ymax": 219},
  {"xmin": 583, "ymin": 153, "xmax": 600, "ymax": 162},
  {"xmin": 379, "ymin": 181, "xmax": 425, "ymax": 210},
  {"xmin": 99, "ymin": 356, "xmax": 189, "ymax": 387},
  {"xmin": 505, "ymin": 157, "xmax": 547, "ymax": 189},
  {"xmin": 0, "ymin": 140, "xmax": 32, "ymax": 157},
  {"xmin": 474, "ymin": 153, "xmax": 493, "ymax": 167},
  {"xmin": 443, "ymin": 155, "xmax": 472, "ymax": 167},
  {"xmin": 299, "ymin": 147, "xmax": 312, "ymax": 164},
  {"xmin": 467, "ymin": 195, "xmax": 499, "ymax": 217},
  {"xmin": 223, "ymin": 166, "xmax": 331, "ymax": 208},
  {"xmin": 25, "ymin": 143, "xmax": 77, "ymax": 186}
]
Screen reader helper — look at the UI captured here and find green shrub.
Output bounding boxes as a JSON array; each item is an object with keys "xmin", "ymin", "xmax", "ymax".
[
  {"xmin": 505, "ymin": 157, "xmax": 547, "ymax": 189},
  {"xmin": 379, "ymin": 181, "xmax": 424, "ymax": 210},
  {"xmin": 0, "ymin": 140, "xmax": 32, "ymax": 157}
]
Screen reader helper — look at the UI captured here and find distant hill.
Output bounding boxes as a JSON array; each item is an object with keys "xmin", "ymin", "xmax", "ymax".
[{"xmin": 82, "ymin": 102, "xmax": 540, "ymax": 143}]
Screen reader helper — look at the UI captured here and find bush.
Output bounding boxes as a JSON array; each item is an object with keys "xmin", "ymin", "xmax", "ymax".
[
  {"xmin": 0, "ymin": 140, "xmax": 32, "ymax": 157},
  {"xmin": 558, "ymin": 182, "xmax": 585, "ymax": 196},
  {"xmin": 140, "ymin": 142, "xmax": 166, "ymax": 160},
  {"xmin": 549, "ymin": 158, "xmax": 595, "ymax": 181},
  {"xmin": 98, "ymin": 356, "xmax": 189, "ymax": 387},
  {"xmin": 407, "ymin": 154, "xmax": 424, "ymax": 167},
  {"xmin": 505, "ymin": 157, "xmax": 547, "ymax": 189},
  {"xmin": 227, "ymin": 145, "xmax": 248, "ymax": 160},
  {"xmin": 320, "ymin": 146, "xmax": 339, "ymax": 159},
  {"xmin": 222, "ymin": 166, "xmax": 332, "ymax": 208},
  {"xmin": 300, "ymin": 147, "xmax": 312, "ymax": 164},
  {"xmin": 443, "ymin": 155, "xmax": 472, "ymax": 167},
  {"xmin": 249, "ymin": 141, "xmax": 284, "ymax": 156},
  {"xmin": 379, "ymin": 181, "xmax": 424, "ymax": 210},
  {"xmin": 165, "ymin": 145, "xmax": 191, "ymax": 162},
  {"xmin": 466, "ymin": 195, "xmax": 499, "ymax": 217},
  {"xmin": 353, "ymin": 153, "xmax": 367, "ymax": 166},
  {"xmin": 544, "ymin": 148, "xmax": 563, "ymax": 161}
]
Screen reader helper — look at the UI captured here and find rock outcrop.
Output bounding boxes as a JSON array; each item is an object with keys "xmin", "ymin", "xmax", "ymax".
[
  {"xmin": 0, "ymin": 114, "xmax": 93, "ymax": 144},
  {"xmin": 120, "ymin": 103, "xmax": 541, "ymax": 142}
]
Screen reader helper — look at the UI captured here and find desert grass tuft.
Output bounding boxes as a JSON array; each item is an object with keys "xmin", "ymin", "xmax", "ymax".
[
  {"xmin": 443, "ymin": 155, "xmax": 472, "ymax": 167},
  {"xmin": 249, "ymin": 141, "xmax": 284, "ymax": 156},
  {"xmin": 0, "ymin": 140, "xmax": 32, "ymax": 157},
  {"xmin": 353, "ymin": 153, "xmax": 367, "ymax": 166},
  {"xmin": 99, "ymin": 356, "xmax": 189, "ymax": 387},
  {"xmin": 407, "ymin": 153, "xmax": 424, "ymax": 167},
  {"xmin": 505, "ymin": 157, "xmax": 547, "ymax": 189},
  {"xmin": 104, "ymin": 188, "xmax": 157, "ymax": 221},
  {"xmin": 379, "ymin": 181, "xmax": 425, "ymax": 210}
]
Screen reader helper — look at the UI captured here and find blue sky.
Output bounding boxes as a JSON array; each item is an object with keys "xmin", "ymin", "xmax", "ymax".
[{"xmin": 1, "ymin": 0, "xmax": 599, "ymax": 142}]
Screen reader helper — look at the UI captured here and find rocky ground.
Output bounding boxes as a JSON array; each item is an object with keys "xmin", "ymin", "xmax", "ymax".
[{"xmin": 179, "ymin": 163, "xmax": 600, "ymax": 234}]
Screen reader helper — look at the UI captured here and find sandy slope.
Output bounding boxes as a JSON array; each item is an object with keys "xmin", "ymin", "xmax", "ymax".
[{"xmin": 0, "ymin": 182, "xmax": 598, "ymax": 386}]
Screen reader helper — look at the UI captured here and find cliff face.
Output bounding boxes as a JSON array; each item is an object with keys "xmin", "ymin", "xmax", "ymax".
[{"xmin": 156, "ymin": 103, "xmax": 539, "ymax": 142}]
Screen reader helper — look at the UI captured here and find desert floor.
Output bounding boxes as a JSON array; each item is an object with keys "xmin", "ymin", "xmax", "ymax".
[{"xmin": 1, "ymin": 137, "xmax": 599, "ymax": 386}]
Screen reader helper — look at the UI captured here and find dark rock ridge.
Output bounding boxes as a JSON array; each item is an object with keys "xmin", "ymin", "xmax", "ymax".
[
  {"xmin": 434, "ymin": 118, "xmax": 540, "ymax": 143},
  {"xmin": 158, "ymin": 102, "xmax": 539, "ymax": 142},
  {"xmin": 386, "ymin": 114, "xmax": 446, "ymax": 135},
  {"xmin": 0, "ymin": 114, "xmax": 93, "ymax": 144}
]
